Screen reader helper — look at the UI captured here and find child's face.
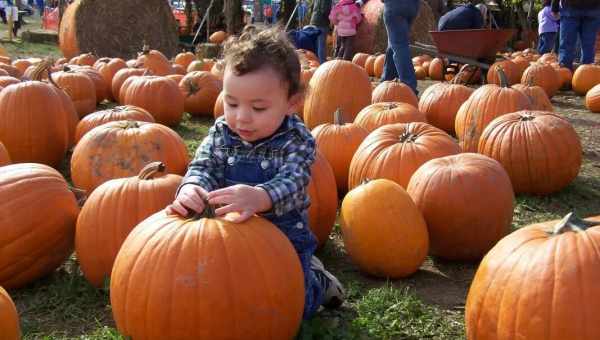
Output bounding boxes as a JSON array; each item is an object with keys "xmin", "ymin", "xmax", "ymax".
[{"xmin": 223, "ymin": 66, "xmax": 300, "ymax": 142}]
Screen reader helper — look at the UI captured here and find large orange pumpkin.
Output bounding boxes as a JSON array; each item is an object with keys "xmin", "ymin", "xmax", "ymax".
[
  {"xmin": 179, "ymin": 71, "xmax": 222, "ymax": 117},
  {"xmin": 75, "ymin": 105, "xmax": 155, "ymax": 143},
  {"xmin": 466, "ymin": 213, "xmax": 600, "ymax": 340},
  {"xmin": 120, "ymin": 75, "xmax": 185, "ymax": 126},
  {"xmin": 307, "ymin": 151, "xmax": 338, "ymax": 248},
  {"xmin": 71, "ymin": 120, "xmax": 189, "ymax": 193},
  {"xmin": 303, "ymin": 60, "xmax": 372, "ymax": 129},
  {"xmin": 478, "ymin": 111, "xmax": 581, "ymax": 195},
  {"xmin": 455, "ymin": 67, "xmax": 531, "ymax": 152},
  {"xmin": 586, "ymin": 83, "xmax": 600, "ymax": 113},
  {"xmin": 0, "ymin": 141, "xmax": 10, "ymax": 166},
  {"xmin": 311, "ymin": 109, "xmax": 368, "ymax": 193},
  {"xmin": 572, "ymin": 64, "xmax": 600, "ymax": 95},
  {"xmin": 0, "ymin": 163, "xmax": 79, "ymax": 289},
  {"xmin": 111, "ymin": 68, "xmax": 146, "ymax": 103},
  {"xmin": 354, "ymin": 102, "xmax": 426, "ymax": 133},
  {"xmin": 521, "ymin": 62, "xmax": 561, "ymax": 98},
  {"xmin": 348, "ymin": 122, "xmax": 460, "ymax": 190},
  {"xmin": 51, "ymin": 66, "xmax": 97, "ymax": 117},
  {"xmin": 110, "ymin": 210, "xmax": 304, "ymax": 339},
  {"xmin": 407, "ymin": 153, "xmax": 514, "ymax": 261},
  {"xmin": 93, "ymin": 57, "xmax": 127, "ymax": 101},
  {"xmin": 371, "ymin": 78, "xmax": 418, "ymax": 107},
  {"xmin": 487, "ymin": 60, "xmax": 521, "ymax": 85},
  {"xmin": 418, "ymin": 81, "xmax": 474, "ymax": 135},
  {"xmin": 136, "ymin": 46, "xmax": 173, "ymax": 76},
  {"xmin": 340, "ymin": 179, "xmax": 429, "ymax": 278},
  {"xmin": 76, "ymin": 162, "xmax": 182, "ymax": 287},
  {"xmin": 0, "ymin": 287, "xmax": 20, "ymax": 340}
]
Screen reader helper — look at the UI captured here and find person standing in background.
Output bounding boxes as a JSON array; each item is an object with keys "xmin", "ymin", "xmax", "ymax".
[
  {"xmin": 36, "ymin": 0, "xmax": 43, "ymax": 16},
  {"xmin": 552, "ymin": 0, "xmax": 600, "ymax": 69},
  {"xmin": 310, "ymin": 0, "xmax": 332, "ymax": 63},
  {"xmin": 329, "ymin": 0, "xmax": 362, "ymax": 60},
  {"xmin": 538, "ymin": 0, "xmax": 559, "ymax": 54},
  {"xmin": 381, "ymin": 0, "xmax": 421, "ymax": 95},
  {"xmin": 0, "ymin": 0, "xmax": 7, "ymax": 24}
]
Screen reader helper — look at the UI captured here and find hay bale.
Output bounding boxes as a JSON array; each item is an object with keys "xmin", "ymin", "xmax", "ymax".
[
  {"xmin": 354, "ymin": 0, "xmax": 436, "ymax": 55},
  {"xmin": 59, "ymin": 0, "xmax": 179, "ymax": 60}
]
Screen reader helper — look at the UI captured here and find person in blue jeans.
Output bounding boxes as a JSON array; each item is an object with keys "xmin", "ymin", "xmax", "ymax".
[
  {"xmin": 552, "ymin": 0, "xmax": 600, "ymax": 69},
  {"xmin": 310, "ymin": 0, "xmax": 333, "ymax": 63},
  {"xmin": 381, "ymin": 0, "xmax": 420, "ymax": 95},
  {"xmin": 167, "ymin": 27, "xmax": 345, "ymax": 320}
]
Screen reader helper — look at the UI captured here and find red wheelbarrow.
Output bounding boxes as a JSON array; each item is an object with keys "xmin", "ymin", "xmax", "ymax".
[{"xmin": 410, "ymin": 29, "xmax": 517, "ymax": 70}]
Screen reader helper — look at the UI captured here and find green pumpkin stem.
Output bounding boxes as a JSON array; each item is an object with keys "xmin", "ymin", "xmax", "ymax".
[
  {"xmin": 399, "ymin": 131, "xmax": 418, "ymax": 143},
  {"xmin": 190, "ymin": 197, "xmax": 215, "ymax": 220},
  {"xmin": 138, "ymin": 162, "xmax": 166, "ymax": 180},
  {"xmin": 553, "ymin": 212, "xmax": 600, "ymax": 235},
  {"xmin": 496, "ymin": 65, "xmax": 509, "ymax": 88},
  {"xmin": 333, "ymin": 108, "xmax": 345, "ymax": 125}
]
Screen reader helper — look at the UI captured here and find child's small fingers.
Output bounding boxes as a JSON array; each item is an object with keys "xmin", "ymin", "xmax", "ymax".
[{"xmin": 181, "ymin": 194, "xmax": 205, "ymax": 212}]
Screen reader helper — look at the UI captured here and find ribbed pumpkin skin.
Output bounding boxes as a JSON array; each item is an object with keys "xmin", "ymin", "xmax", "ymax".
[
  {"xmin": 371, "ymin": 79, "xmax": 418, "ymax": 107},
  {"xmin": 0, "ymin": 81, "xmax": 69, "ymax": 167},
  {"xmin": 52, "ymin": 68, "xmax": 97, "ymax": 117},
  {"xmin": 121, "ymin": 76, "xmax": 184, "ymax": 126},
  {"xmin": 213, "ymin": 91, "xmax": 224, "ymax": 119},
  {"xmin": 340, "ymin": 179, "xmax": 429, "ymax": 278},
  {"xmin": 354, "ymin": 102, "xmax": 426, "ymax": 133},
  {"xmin": 111, "ymin": 68, "xmax": 145, "ymax": 103},
  {"xmin": 93, "ymin": 57, "xmax": 127, "ymax": 102},
  {"xmin": 465, "ymin": 215, "xmax": 600, "ymax": 340},
  {"xmin": 307, "ymin": 152, "xmax": 338, "ymax": 248},
  {"xmin": 136, "ymin": 49, "xmax": 173, "ymax": 76},
  {"xmin": 179, "ymin": 71, "xmax": 222, "ymax": 116},
  {"xmin": 478, "ymin": 111, "xmax": 582, "ymax": 195},
  {"xmin": 303, "ymin": 60, "xmax": 372, "ymax": 129},
  {"xmin": 407, "ymin": 153, "xmax": 514, "ymax": 261},
  {"xmin": 486, "ymin": 60, "xmax": 520, "ymax": 85},
  {"xmin": 0, "ymin": 163, "xmax": 79, "ymax": 289},
  {"xmin": 110, "ymin": 212, "xmax": 304, "ymax": 340},
  {"xmin": 455, "ymin": 83, "xmax": 531, "ymax": 152},
  {"xmin": 512, "ymin": 83, "xmax": 554, "ymax": 111},
  {"xmin": 373, "ymin": 54, "xmax": 385, "ymax": 79},
  {"xmin": 0, "ymin": 287, "xmax": 20, "ymax": 340},
  {"xmin": 521, "ymin": 63, "xmax": 561, "ymax": 98},
  {"xmin": 572, "ymin": 64, "xmax": 600, "ymax": 95},
  {"xmin": 71, "ymin": 121, "xmax": 189, "ymax": 193},
  {"xmin": 352, "ymin": 53, "xmax": 369, "ymax": 68},
  {"xmin": 418, "ymin": 82, "xmax": 474, "ymax": 135},
  {"xmin": 312, "ymin": 118, "xmax": 368, "ymax": 193},
  {"xmin": 348, "ymin": 122, "xmax": 460, "ymax": 190},
  {"xmin": 75, "ymin": 105, "xmax": 155, "ymax": 143},
  {"xmin": 75, "ymin": 66, "xmax": 108, "ymax": 104},
  {"xmin": 76, "ymin": 164, "xmax": 182, "ymax": 287},
  {"xmin": 52, "ymin": 85, "xmax": 80, "ymax": 148},
  {"xmin": 0, "ymin": 141, "xmax": 10, "ymax": 166},
  {"xmin": 586, "ymin": 84, "xmax": 600, "ymax": 113},
  {"xmin": 365, "ymin": 55, "xmax": 376, "ymax": 76}
]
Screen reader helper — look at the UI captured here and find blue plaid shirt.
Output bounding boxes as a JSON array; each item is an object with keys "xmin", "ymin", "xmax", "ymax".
[{"xmin": 179, "ymin": 115, "xmax": 316, "ymax": 217}]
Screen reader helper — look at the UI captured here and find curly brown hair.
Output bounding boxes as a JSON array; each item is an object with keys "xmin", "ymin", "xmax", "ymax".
[{"xmin": 223, "ymin": 27, "xmax": 301, "ymax": 98}]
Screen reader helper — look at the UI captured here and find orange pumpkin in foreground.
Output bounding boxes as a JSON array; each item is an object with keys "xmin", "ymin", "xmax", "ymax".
[
  {"xmin": 307, "ymin": 152, "xmax": 338, "ymax": 248},
  {"xmin": 111, "ymin": 210, "xmax": 304, "ymax": 339}
]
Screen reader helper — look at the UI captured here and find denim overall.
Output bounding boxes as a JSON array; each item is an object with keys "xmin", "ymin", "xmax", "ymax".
[{"xmin": 220, "ymin": 131, "xmax": 324, "ymax": 319}]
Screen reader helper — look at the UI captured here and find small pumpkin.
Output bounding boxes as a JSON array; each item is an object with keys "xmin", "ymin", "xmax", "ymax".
[
  {"xmin": 572, "ymin": 64, "xmax": 600, "ymax": 95},
  {"xmin": 173, "ymin": 51, "xmax": 196, "ymax": 70},
  {"xmin": 136, "ymin": 45, "xmax": 173, "ymax": 76},
  {"xmin": 120, "ymin": 75, "xmax": 185, "ymax": 126},
  {"xmin": 75, "ymin": 105, "xmax": 155, "ymax": 143},
  {"xmin": 371, "ymin": 78, "xmax": 418, "ymax": 107},
  {"xmin": 585, "ymin": 83, "xmax": 600, "ymax": 113},
  {"xmin": 208, "ymin": 30, "xmax": 229, "ymax": 44},
  {"xmin": 179, "ymin": 71, "xmax": 223, "ymax": 117},
  {"xmin": 418, "ymin": 79, "xmax": 474, "ymax": 135},
  {"xmin": 373, "ymin": 54, "xmax": 385, "ymax": 79},
  {"xmin": 352, "ymin": 53, "xmax": 369, "ymax": 68},
  {"xmin": 428, "ymin": 58, "xmax": 445, "ymax": 81},
  {"xmin": 214, "ymin": 91, "xmax": 224, "ymax": 118},
  {"xmin": 521, "ymin": 62, "xmax": 561, "ymax": 98},
  {"xmin": 93, "ymin": 57, "xmax": 127, "ymax": 101},
  {"xmin": 354, "ymin": 102, "xmax": 426, "ymax": 133},
  {"xmin": 0, "ymin": 287, "xmax": 20, "ymax": 340}
]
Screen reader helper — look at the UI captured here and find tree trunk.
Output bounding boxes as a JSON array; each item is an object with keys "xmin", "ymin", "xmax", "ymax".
[
  {"xmin": 184, "ymin": 0, "xmax": 193, "ymax": 36},
  {"xmin": 280, "ymin": 0, "xmax": 298, "ymax": 29},
  {"xmin": 224, "ymin": 0, "xmax": 243, "ymax": 34}
]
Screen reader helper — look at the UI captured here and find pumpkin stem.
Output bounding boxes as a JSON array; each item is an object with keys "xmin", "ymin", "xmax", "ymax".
[
  {"xmin": 360, "ymin": 178, "xmax": 372, "ymax": 186},
  {"xmin": 185, "ymin": 79, "xmax": 200, "ymax": 96},
  {"xmin": 119, "ymin": 120, "xmax": 140, "ymax": 129},
  {"xmin": 384, "ymin": 103, "xmax": 398, "ymax": 110},
  {"xmin": 553, "ymin": 212, "xmax": 600, "ymax": 235},
  {"xmin": 526, "ymin": 74, "xmax": 535, "ymax": 87},
  {"xmin": 138, "ymin": 161, "xmax": 166, "ymax": 180},
  {"xmin": 520, "ymin": 113, "xmax": 536, "ymax": 121},
  {"xmin": 399, "ymin": 131, "xmax": 418, "ymax": 143},
  {"xmin": 29, "ymin": 59, "xmax": 53, "ymax": 82},
  {"xmin": 333, "ymin": 108, "xmax": 345, "ymax": 125},
  {"xmin": 189, "ymin": 197, "xmax": 216, "ymax": 220},
  {"xmin": 496, "ymin": 65, "xmax": 509, "ymax": 88}
]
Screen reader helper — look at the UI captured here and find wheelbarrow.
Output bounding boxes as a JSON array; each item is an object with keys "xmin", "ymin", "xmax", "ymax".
[{"xmin": 410, "ymin": 29, "xmax": 517, "ymax": 70}]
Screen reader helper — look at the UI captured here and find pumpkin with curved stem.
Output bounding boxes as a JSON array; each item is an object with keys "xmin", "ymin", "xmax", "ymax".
[
  {"xmin": 179, "ymin": 71, "xmax": 222, "ymax": 117},
  {"xmin": 93, "ymin": 57, "xmax": 127, "ymax": 101},
  {"xmin": 312, "ymin": 109, "xmax": 368, "ymax": 193},
  {"xmin": 52, "ymin": 66, "xmax": 97, "ymax": 117},
  {"xmin": 111, "ymin": 68, "xmax": 145, "ymax": 103},
  {"xmin": 487, "ymin": 60, "xmax": 520, "ymax": 85},
  {"xmin": 512, "ymin": 78, "xmax": 554, "ymax": 111},
  {"xmin": 572, "ymin": 64, "xmax": 600, "ymax": 95},
  {"xmin": 307, "ymin": 151, "xmax": 338, "ymax": 248},
  {"xmin": 120, "ymin": 75, "xmax": 184, "ymax": 126},
  {"xmin": 303, "ymin": 60, "xmax": 372, "ymax": 129},
  {"xmin": 71, "ymin": 120, "xmax": 189, "ymax": 193},
  {"xmin": 418, "ymin": 79, "xmax": 474, "ymax": 135},
  {"xmin": 173, "ymin": 51, "xmax": 196, "ymax": 69},
  {"xmin": 354, "ymin": 102, "xmax": 426, "ymax": 133},
  {"xmin": 110, "ymin": 210, "xmax": 304, "ymax": 339},
  {"xmin": 455, "ymin": 66, "xmax": 531, "ymax": 152},
  {"xmin": 340, "ymin": 179, "xmax": 429, "ymax": 278},
  {"xmin": 75, "ymin": 105, "xmax": 155, "ymax": 143},
  {"xmin": 0, "ymin": 287, "xmax": 20, "ymax": 340},
  {"xmin": 135, "ymin": 45, "xmax": 173, "ymax": 76},
  {"xmin": 521, "ymin": 62, "xmax": 561, "ymax": 98},
  {"xmin": 0, "ymin": 141, "xmax": 10, "ymax": 166},
  {"xmin": 371, "ymin": 79, "xmax": 418, "ymax": 107},
  {"xmin": 586, "ymin": 84, "xmax": 600, "ymax": 113},
  {"xmin": 0, "ymin": 163, "xmax": 79, "ymax": 289},
  {"xmin": 478, "ymin": 111, "xmax": 581, "ymax": 195},
  {"xmin": 76, "ymin": 162, "xmax": 182, "ymax": 287},
  {"xmin": 348, "ymin": 122, "xmax": 460, "ymax": 190},
  {"xmin": 407, "ymin": 153, "xmax": 514, "ymax": 261},
  {"xmin": 466, "ymin": 213, "xmax": 600, "ymax": 340}
]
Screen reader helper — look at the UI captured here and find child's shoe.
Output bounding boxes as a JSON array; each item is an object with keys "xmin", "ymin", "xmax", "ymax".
[{"xmin": 310, "ymin": 255, "xmax": 345, "ymax": 308}]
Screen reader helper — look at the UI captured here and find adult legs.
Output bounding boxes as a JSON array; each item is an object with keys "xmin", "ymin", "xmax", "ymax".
[
  {"xmin": 579, "ymin": 16, "xmax": 600, "ymax": 64},
  {"xmin": 342, "ymin": 35, "xmax": 354, "ymax": 61},
  {"xmin": 559, "ymin": 14, "xmax": 580, "ymax": 69},
  {"xmin": 316, "ymin": 26, "xmax": 330, "ymax": 63}
]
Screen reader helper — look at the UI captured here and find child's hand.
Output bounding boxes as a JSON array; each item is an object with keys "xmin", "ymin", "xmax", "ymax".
[
  {"xmin": 166, "ymin": 185, "xmax": 208, "ymax": 217},
  {"xmin": 207, "ymin": 185, "xmax": 272, "ymax": 223}
]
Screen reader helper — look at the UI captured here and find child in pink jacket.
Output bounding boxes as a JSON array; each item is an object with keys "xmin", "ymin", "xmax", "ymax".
[{"xmin": 329, "ymin": 0, "xmax": 362, "ymax": 60}]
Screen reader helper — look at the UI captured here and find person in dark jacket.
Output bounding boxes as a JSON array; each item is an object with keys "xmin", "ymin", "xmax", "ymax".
[
  {"xmin": 438, "ymin": 0, "xmax": 484, "ymax": 31},
  {"xmin": 310, "ymin": 0, "xmax": 333, "ymax": 63},
  {"xmin": 552, "ymin": 0, "xmax": 600, "ymax": 69}
]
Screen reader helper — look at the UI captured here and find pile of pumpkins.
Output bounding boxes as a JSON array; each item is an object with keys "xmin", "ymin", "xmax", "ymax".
[{"xmin": 0, "ymin": 40, "xmax": 598, "ymax": 340}]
